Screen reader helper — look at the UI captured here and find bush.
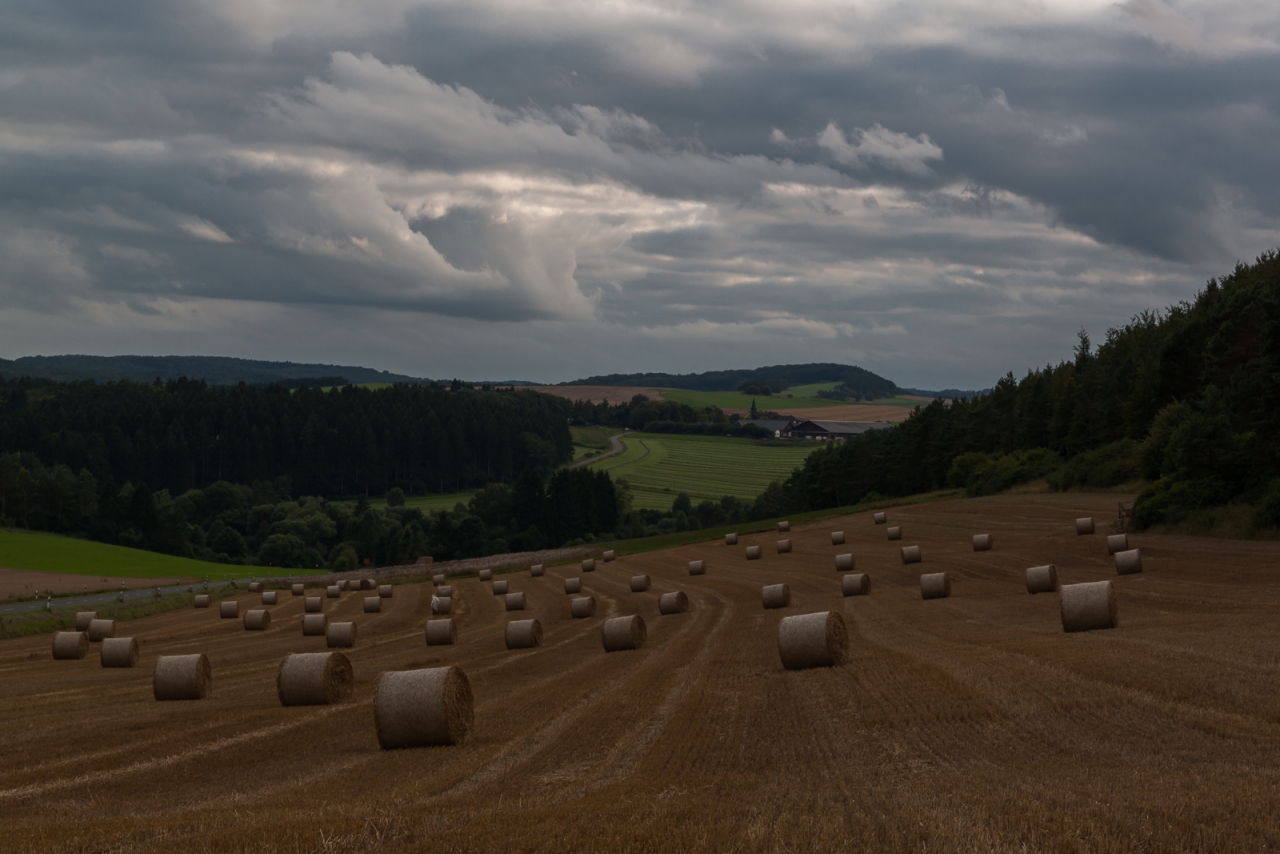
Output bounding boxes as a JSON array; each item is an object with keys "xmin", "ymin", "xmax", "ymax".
[
  {"xmin": 948, "ymin": 448, "xmax": 1062, "ymax": 497},
  {"xmin": 1047, "ymin": 439, "xmax": 1141, "ymax": 491}
]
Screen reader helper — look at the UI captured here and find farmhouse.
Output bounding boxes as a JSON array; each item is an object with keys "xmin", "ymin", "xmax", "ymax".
[
  {"xmin": 737, "ymin": 418, "xmax": 800, "ymax": 437},
  {"xmin": 782, "ymin": 420, "xmax": 891, "ymax": 440}
]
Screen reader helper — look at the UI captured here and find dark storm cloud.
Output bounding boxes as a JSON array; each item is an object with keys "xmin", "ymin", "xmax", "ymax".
[{"xmin": 0, "ymin": 0, "xmax": 1277, "ymax": 388}]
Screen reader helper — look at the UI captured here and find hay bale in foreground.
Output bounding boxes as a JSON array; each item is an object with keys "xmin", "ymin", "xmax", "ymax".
[
  {"xmin": 630, "ymin": 574, "xmax": 651, "ymax": 592},
  {"xmin": 505, "ymin": 619, "xmax": 542, "ymax": 649},
  {"xmin": 602, "ymin": 615, "xmax": 646, "ymax": 652},
  {"xmin": 834, "ymin": 553, "xmax": 854, "ymax": 572},
  {"xmin": 438, "ymin": 585, "xmax": 453, "ymax": 597},
  {"xmin": 364, "ymin": 597, "xmax": 382, "ymax": 613},
  {"xmin": 243, "ymin": 609, "xmax": 271, "ymax": 630},
  {"xmin": 900, "ymin": 545, "xmax": 922, "ymax": 564},
  {"xmin": 100, "ymin": 637, "xmax": 139, "ymax": 668},
  {"xmin": 776, "ymin": 539, "xmax": 792, "ymax": 554},
  {"xmin": 505, "ymin": 592, "xmax": 526, "ymax": 611},
  {"xmin": 1026, "ymin": 564, "xmax": 1059, "ymax": 594},
  {"xmin": 571, "ymin": 596, "xmax": 597, "ymax": 618},
  {"xmin": 659, "ymin": 591, "xmax": 689, "ymax": 614},
  {"xmin": 1061, "ymin": 580, "xmax": 1117, "ymax": 632},
  {"xmin": 326, "ymin": 585, "xmax": 340, "ymax": 599},
  {"xmin": 277, "ymin": 651, "xmax": 353, "ymax": 706},
  {"xmin": 479, "ymin": 569, "xmax": 492, "ymax": 581},
  {"xmin": 841, "ymin": 574, "xmax": 870, "ymax": 597},
  {"xmin": 426, "ymin": 618, "xmax": 457, "ymax": 646},
  {"xmin": 564, "ymin": 578, "xmax": 582, "ymax": 594},
  {"xmin": 725, "ymin": 533, "xmax": 738, "ymax": 545},
  {"xmin": 433, "ymin": 574, "xmax": 446, "ymax": 586},
  {"xmin": 831, "ymin": 531, "xmax": 845, "ymax": 545},
  {"xmin": 432, "ymin": 596, "xmax": 452, "ymax": 615},
  {"xmin": 53, "ymin": 631, "xmax": 89, "ymax": 660},
  {"xmin": 194, "ymin": 595, "xmax": 210, "ymax": 608},
  {"xmin": 1107, "ymin": 533, "xmax": 1129, "ymax": 555},
  {"xmin": 87, "ymin": 618, "xmax": 115, "ymax": 641},
  {"xmin": 262, "ymin": 591, "xmax": 278, "ymax": 605},
  {"xmin": 745, "ymin": 546, "xmax": 762, "ymax": 560},
  {"xmin": 327, "ymin": 621, "xmax": 357, "ymax": 648},
  {"xmin": 887, "ymin": 526, "xmax": 902, "ymax": 541},
  {"xmin": 778, "ymin": 611, "xmax": 848, "ymax": 670},
  {"xmin": 531, "ymin": 564, "xmax": 544, "ymax": 577},
  {"xmin": 777, "ymin": 521, "xmax": 790, "ymax": 532},
  {"xmin": 302, "ymin": 613, "xmax": 328, "ymax": 636},
  {"xmin": 582, "ymin": 559, "xmax": 596, "ymax": 572},
  {"xmin": 603, "ymin": 550, "xmax": 616, "ymax": 562},
  {"xmin": 375, "ymin": 665, "xmax": 474, "ymax": 749},
  {"xmin": 1115, "ymin": 548, "xmax": 1143, "ymax": 575},
  {"xmin": 292, "ymin": 583, "xmax": 305, "ymax": 596},
  {"xmin": 972, "ymin": 533, "xmax": 993, "ymax": 551},
  {"xmin": 304, "ymin": 596, "xmax": 322, "ymax": 613},
  {"xmin": 688, "ymin": 560, "xmax": 705, "ymax": 575},
  {"xmin": 920, "ymin": 572, "xmax": 950, "ymax": 600},
  {"xmin": 762, "ymin": 583, "xmax": 791, "ymax": 609},
  {"xmin": 1076, "ymin": 517, "xmax": 1095, "ymax": 535},
  {"xmin": 153, "ymin": 653, "xmax": 211, "ymax": 701},
  {"xmin": 493, "ymin": 580, "xmax": 509, "ymax": 595},
  {"xmin": 75, "ymin": 611, "xmax": 97, "ymax": 632},
  {"xmin": 219, "ymin": 601, "xmax": 238, "ymax": 619},
  {"xmin": 873, "ymin": 511, "xmax": 887, "ymax": 524}
]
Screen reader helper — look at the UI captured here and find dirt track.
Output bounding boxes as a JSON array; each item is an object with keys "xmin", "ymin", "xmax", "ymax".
[{"xmin": 4, "ymin": 492, "xmax": 1280, "ymax": 852}]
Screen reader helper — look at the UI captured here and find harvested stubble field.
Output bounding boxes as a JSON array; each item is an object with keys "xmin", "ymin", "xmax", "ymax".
[{"xmin": 4, "ymin": 492, "xmax": 1280, "ymax": 852}]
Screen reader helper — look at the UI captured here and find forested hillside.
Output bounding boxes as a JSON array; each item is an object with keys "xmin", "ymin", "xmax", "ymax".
[
  {"xmin": 565, "ymin": 362, "xmax": 898, "ymax": 396},
  {"xmin": 758, "ymin": 251, "xmax": 1280, "ymax": 531},
  {"xmin": 0, "ymin": 354, "xmax": 427, "ymax": 385}
]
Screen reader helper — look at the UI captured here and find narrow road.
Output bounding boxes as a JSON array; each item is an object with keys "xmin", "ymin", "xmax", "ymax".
[
  {"xmin": 568, "ymin": 433, "xmax": 626, "ymax": 469},
  {"xmin": 0, "ymin": 581, "xmax": 200, "ymax": 615}
]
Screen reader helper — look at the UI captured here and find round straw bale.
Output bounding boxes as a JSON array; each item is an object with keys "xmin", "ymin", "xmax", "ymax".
[
  {"xmin": 326, "ymin": 585, "xmax": 340, "ymax": 598},
  {"xmin": 920, "ymin": 572, "xmax": 951, "ymax": 600},
  {"xmin": 277, "ymin": 651, "xmax": 353, "ymax": 706},
  {"xmin": 194, "ymin": 594, "xmax": 210, "ymax": 608},
  {"xmin": 378, "ymin": 584, "xmax": 393, "ymax": 598},
  {"xmin": 248, "ymin": 581, "xmax": 263, "ymax": 593},
  {"xmin": 52, "ymin": 631, "xmax": 89, "ymax": 660},
  {"xmin": 762, "ymin": 583, "xmax": 791, "ymax": 609},
  {"xmin": 292, "ymin": 583, "xmax": 305, "ymax": 596},
  {"xmin": 479, "ymin": 569, "xmax": 492, "ymax": 582},
  {"xmin": 571, "ymin": 596, "xmax": 597, "ymax": 618},
  {"xmin": 262, "ymin": 591, "xmax": 278, "ymax": 605},
  {"xmin": 362, "ymin": 578, "xmax": 376, "ymax": 590},
  {"xmin": 505, "ymin": 592, "xmax": 526, "ymax": 611},
  {"xmin": 1106, "ymin": 533, "xmax": 1129, "ymax": 555},
  {"xmin": 630, "ymin": 574, "xmax": 651, "ymax": 592},
  {"xmin": 153, "ymin": 653, "xmax": 211, "ymax": 701},
  {"xmin": 776, "ymin": 539, "xmax": 792, "ymax": 554},
  {"xmin": 438, "ymin": 584, "xmax": 453, "ymax": 597},
  {"xmin": 426, "ymin": 618, "xmax": 457, "ymax": 646},
  {"xmin": 873, "ymin": 511, "xmax": 887, "ymax": 524},
  {"xmin": 87, "ymin": 618, "xmax": 115, "ymax": 641},
  {"xmin": 327, "ymin": 621, "xmax": 357, "ymax": 648},
  {"xmin": 831, "ymin": 531, "xmax": 845, "ymax": 545},
  {"xmin": 725, "ymin": 533, "xmax": 738, "ymax": 545},
  {"xmin": 364, "ymin": 596, "xmax": 382, "ymax": 613},
  {"xmin": 688, "ymin": 560, "xmax": 705, "ymax": 575},
  {"xmin": 834, "ymin": 553, "xmax": 854, "ymax": 572},
  {"xmin": 900, "ymin": 545, "xmax": 922, "ymax": 565},
  {"xmin": 659, "ymin": 591, "xmax": 689, "ymax": 614},
  {"xmin": 745, "ymin": 545, "xmax": 762, "ymax": 560},
  {"xmin": 603, "ymin": 550, "xmax": 616, "ymax": 562},
  {"xmin": 531, "ymin": 564, "xmax": 544, "ymax": 577},
  {"xmin": 304, "ymin": 596, "xmax": 322, "ymax": 613},
  {"xmin": 887, "ymin": 526, "xmax": 902, "ymax": 541},
  {"xmin": 243, "ymin": 609, "xmax": 270, "ymax": 630},
  {"xmin": 777, "ymin": 521, "xmax": 790, "ymax": 532},
  {"xmin": 493, "ymin": 580, "xmax": 509, "ymax": 595},
  {"xmin": 433, "ymin": 573, "xmax": 446, "ymax": 586},
  {"xmin": 564, "ymin": 578, "xmax": 582, "ymax": 594},
  {"xmin": 1115, "ymin": 548, "xmax": 1143, "ymax": 575},
  {"xmin": 1061, "ymin": 580, "xmax": 1118, "ymax": 632},
  {"xmin": 582, "ymin": 559, "xmax": 596, "ymax": 572},
  {"xmin": 602, "ymin": 615, "xmax": 646, "ymax": 652},
  {"xmin": 100, "ymin": 636, "xmax": 139, "ymax": 668},
  {"xmin": 75, "ymin": 611, "xmax": 98, "ymax": 631},
  {"xmin": 505, "ymin": 618, "xmax": 542, "ymax": 649},
  {"xmin": 778, "ymin": 611, "xmax": 848, "ymax": 670},
  {"xmin": 375, "ymin": 665, "xmax": 473, "ymax": 749},
  {"xmin": 842, "ymin": 573, "xmax": 870, "ymax": 596},
  {"xmin": 338, "ymin": 580, "xmax": 349, "ymax": 591},
  {"xmin": 432, "ymin": 596, "xmax": 452, "ymax": 615},
  {"xmin": 972, "ymin": 533, "xmax": 993, "ymax": 551},
  {"xmin": 219, "ymin": 601, "xmax": 238, "ymax": 619},
  {"xmin": 302, "ymin": 613, "xmax": 328, "ymax": 636},
  {"xmin": 1026, "ymin": 564, "xmax": 1059, "ymax": 594},
  {"xmin": 1076, "ymin": 517, "xmax": 1095, "ymax": 535}
]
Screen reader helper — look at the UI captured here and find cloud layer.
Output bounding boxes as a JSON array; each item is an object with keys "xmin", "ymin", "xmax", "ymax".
[{"xmin": 1, "ymin": 0, "xmax": 1277, "ymax": 388}]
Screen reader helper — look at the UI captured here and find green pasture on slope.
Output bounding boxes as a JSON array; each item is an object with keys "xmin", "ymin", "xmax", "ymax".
[
  {"xmin": 657, "ymin": 386, "xmax": 921, "ymax": 412},
  {"xmin": 587, "ymin": 433, "xmax": 821, "ymax": 510},
  {"xmin": 0, "ymin": 530, "xmax": 263, "ymax": 579}
]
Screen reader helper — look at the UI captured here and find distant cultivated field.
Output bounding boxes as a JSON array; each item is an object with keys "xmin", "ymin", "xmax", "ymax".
[
  {"xmin": 0, "ymin": 530, "xmax": 228, "ymax": 579},
  {"xmin": 659, "ymin": 386, "xmax": 924, "ymax": 413},
  {"xmin": 588, "ymin": 433, "xmax": 819, "ymax": 509}
]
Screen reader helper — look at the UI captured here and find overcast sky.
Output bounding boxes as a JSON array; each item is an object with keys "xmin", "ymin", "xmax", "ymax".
[{"xmin": 2, "ymin": 1, "xmax": 1277, "ymax": 388}]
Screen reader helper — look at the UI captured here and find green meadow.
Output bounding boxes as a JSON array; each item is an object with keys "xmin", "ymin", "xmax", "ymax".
[
  {"xmin": 657, "ymin": 383, "xmax": 921, "ymax": 411},
  {"xmin": 0, "ymin": 529, "xmax": 274, "ymax": 579}
]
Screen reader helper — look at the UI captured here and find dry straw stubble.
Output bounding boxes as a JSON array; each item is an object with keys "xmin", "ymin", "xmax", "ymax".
[
  {"xmin": 153, "ymin": 653, "xmax": 211, "ymax": 701},
  {"xmin": 100, "ymin": 637, "xmax": 139, "ymax": 668},
  {"xmin": 375, "ymin": 666, "xmax": 474, "ymax": 749},
  {"xmin": 778, "ymin": 611, "xmax": 848, "ymax": 670},
  {"xmin": 277, "ymin": 652, "xmax": 353, "ymax": 706}
]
